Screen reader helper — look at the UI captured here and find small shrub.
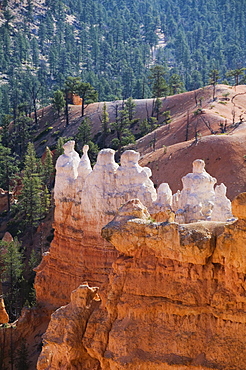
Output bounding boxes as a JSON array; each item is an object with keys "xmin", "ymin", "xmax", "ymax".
[
  {"xmin": 51, "ymin": 130, "xmax": 60, "ymax": 137},
  {"xmin": 34, "ymin": 127, "xmax": 53, "ymax": 141},
  {"xmin": 193, "ymin": 108, "xmax": 203, "ymax": 115}
]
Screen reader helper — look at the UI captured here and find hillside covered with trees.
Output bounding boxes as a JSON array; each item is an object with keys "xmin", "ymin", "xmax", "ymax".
[{"xmin": 0, "ymin": 0, "xmax": 246, "ymax": 124}]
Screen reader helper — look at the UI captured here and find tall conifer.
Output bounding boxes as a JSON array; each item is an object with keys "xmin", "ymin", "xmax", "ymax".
[{"xmin": 19, "ymin": 143, "xmax": 42, "ymax": 229}]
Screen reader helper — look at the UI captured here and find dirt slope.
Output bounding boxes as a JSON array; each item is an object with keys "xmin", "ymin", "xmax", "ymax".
[
  {"xmin": 34, "ymin": 84, "xmax": 246, "ymax": 200},
  {"xmin": 140, "ymin": 124, "xmax": 246, "ymax": 200}
]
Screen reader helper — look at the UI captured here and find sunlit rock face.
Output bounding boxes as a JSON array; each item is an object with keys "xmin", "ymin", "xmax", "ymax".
[
  {"xmin": 173, "ymin": 159, "xmax": 233, "ymax": 223},
  {"xmin": 35, "ymin": 145, "xmax": 159, "ymax": 309},
  {"xmin": 37, "ymin": 284, "xmax": 101, "ymax": 370},
  {"xmin": 35, "ymin": 145, "xmax": 234, "ymax": 311},
  {"xmin": 0, "ymin": 298, "xmax": 8, "ymax": 324},
  {"xmin": 38, "ymin": 196, "xmax": 246, "ymax": 370}
]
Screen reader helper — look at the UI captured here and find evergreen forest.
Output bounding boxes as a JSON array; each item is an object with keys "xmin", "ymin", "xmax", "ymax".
[{"xmin": 0, "ymin": 0, "xmax": 246, "ymax": 124}]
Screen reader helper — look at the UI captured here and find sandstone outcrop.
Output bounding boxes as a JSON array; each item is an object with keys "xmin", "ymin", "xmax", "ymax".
[
  {"xmin": 0, "ymin": 298, "xmax": 9, "ymax": 324},
  {"xmin": 35, "ymin": 144, "xmax": 244, "ymax": 369},
  {"xmin": 38, "ymin": 194, "xmax": 246, "ymax": 370},
  {"xmin": 37, "ymin": 284, "xmax": 101, "ymax": 370},
  {"xmin": 35, "ymin": 145, "xmax": 159, "ymax": 309},
  {"xmin": 173, "ymin": 159, "xmax": 233, "ymax": 223},
  {"xmin": 36, "ymin": 143, "xmax": 234, "ymax": 310}
]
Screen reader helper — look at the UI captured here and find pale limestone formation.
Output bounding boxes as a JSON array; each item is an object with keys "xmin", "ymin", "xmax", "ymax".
[
  {"xmin": 54, "ymin": 140, "xmax": 80, "ymax": 200},
  {"xmin": 116, "ymin": 150, "xmax": 157, "ymax": 208},
  {"xmin": 37, "ymin": 151, "xmax": 234, "ymax": 311},
  {"xmin": 35, "ymin": 148, "xmax": 158, "ymax": 308},
  {"xmin": 55, "ymin": 147, "xmax": 157, "ymax": 227},
  {"xmin": 77, "ymin": 145, "xmax": 92, "ymax": 185},
  {"xmin": 174, "ymin": 159, "xmax": 217, "ymax": 223},
  {"xmin": 211, "ymin": 183, "xmax": 233, "ymax": 221},
  {"xmin": 81, "ymin": 148, "xmax": 119, "ymax": 229},
  {"xmin": 149, "ymin": 182, "xmax": 174, "ymax": 222},
  {"xmin": 76, "ymin": 145, "xmax": 92, "ymax": 202}
]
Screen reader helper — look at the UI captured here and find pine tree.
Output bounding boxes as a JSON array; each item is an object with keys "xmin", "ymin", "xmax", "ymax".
[
  {"xmin": 99, "ymin": 102, "xmax": 110, "ymax": 148},
  {"xmin": 149, "ymin": 65, "xmax": 168, "ymax": 98},
  {"xmin": 63, "ymin": 77, "xmax": 81, "ymax": 126},
  {"xmin": 125, "ymin": 97, "xmax": 136, "ymax": 122},
  {"xmin": 19, "ymin": 143, "xmax": 43, "ymax": 231},
  {"xmin": 226, "ymin": 68, "xmax": 246, "ymax": 85},
  {"xmin": 0, "ymin": 138, "xmax": 19, "ymax": 212},
  {"xmin": 76, "ymin": 81, "xmax": 98, "ymax": 117},
  {"xmin": 42, "ymin": 147, "xmax": 54, "ymax": 190},
  {"xmin": 54, "ymin": 136, "xmax": 65, "ymax": 163},
  {"xmin": 153, "ymin": 97, "xmax": 162, "ymax": 120},
  {"xmin": 21, "ymin": 72, "xmax": 41, "ymax": 127},
  {"xmin": 51, "ymin": 89, "xmax": 65, "ymax": 117},
  {"xmin": 1, "ymin": 237, "xmax": 24, "ymax": 321},
  {"xmin": 110, "ymin": 103, "xmax": 135, "ymax": 157},
  {"xmin": 15, "ymin": 339, "xmax": 30, "ymax": 370},
  {"xmin": 209, "ymin": 69, "xmax": 219, "ymax": 100},
  {"xmin": 169, "ymin": 73, "xmax": 184, "ymax": 95},
  {"xmin": 76, "ymin": 117, "xmax": 92, "ymax": 149},
  {"xmin": 12, "ymin": 115, "xmax": 33, "ymax": 158}
]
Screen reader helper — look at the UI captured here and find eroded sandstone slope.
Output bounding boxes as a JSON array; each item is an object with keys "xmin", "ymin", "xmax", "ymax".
[
  {"xmin": 34, "ymin": 142, "xmax": 246, "ymax": 370},
  {"xmin": 38, "ymin": 196, "xmax": 246, "ymax": 370}
]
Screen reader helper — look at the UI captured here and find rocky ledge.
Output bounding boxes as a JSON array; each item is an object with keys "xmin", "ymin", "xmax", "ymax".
[{"xmin": 37, "ymin": 194, "xmax": 246, "ymax": 370}]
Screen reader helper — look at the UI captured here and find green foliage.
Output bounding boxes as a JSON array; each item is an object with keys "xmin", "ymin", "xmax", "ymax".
[
  {"xmin": 0, "ymin": 0, "xmax": 245, "ymax": 118},
  {"xmin": 76, "ymin": 117, "xmax": 92, "ymax": 149},
  {"xmin": 193, "ymin": 108, "xmax": 203, "ymax": 116},
  {"xmin": 149, "ymin": 65, "xmax": 168, "ymax": 98},
  {"xmin": 75, "ymin": 118, "xmax": 99, "ymax": 162},
  {"xmin": 42, "ymin": 147, "xmax": 54, "ymax": 190},
  {"xmin": 18, "ymin": 142, "xmax": 50, "ymax": 231},
  {"xmin": 15, "ymin": 339, "xmax": 30, "ymax": 370},
  {"xmin": 162, "ymin": 110, "xmax": 172, "ymax": 125},
  {"xmin": 99, "ymin": 102, "xmax": 110, "ymax": 148},
  {"xmin": 153, "ymin": 98, "xmax": 162, "ymax": 120},
  {"xmin": 51, "ymin": 89, "xmax": 65, "ymax": 116},
  {"xmin": 0, "ymin": 137, "xmax": 19, "ymax": 212},
  {"xmin": 11, "ymin": 115, "xmax": 34, "ymax": 158},
  {"xmin": 87, "ymin": 140, "xmax": 99, "ymax": 165},
  {"xmin": 139, "ymin": 117, "xmax": 157, "ymax": 136},
  {"xmin": 110, "ymin": 103, "xmax": 135, "ymax": 155},
  {"xmin": 125, "ymin": 97, "xmax": 136, "ymax": 122},
  {"xmin": 226, "ymin": 68, "xmax": 246, "ymax": 85},
  {"xmin": 33, "ymin": 127, "xmax": 52, "ymax": 142},
  {"xmin": 209, "ymin": 69, "xmax": 219, "ymax": 100},
  {"xmin": 76, "ymin": 81, "xmax": 98, "ymax": 117},
  {"xmin": 0, "ymin": 237, "xmax": 24, "ymax": 321},
  {"xmin": 54, "ymin": 136, "xmax": 65, "ymax": 161},
  {"xmin": 169, "ymin": 73, "xmax": 184, "ymax": 95}
]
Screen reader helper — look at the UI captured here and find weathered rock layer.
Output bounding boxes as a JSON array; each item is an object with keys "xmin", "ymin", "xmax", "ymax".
[
  {"xmin": 38, "ymin": 196, "xmax": 246, "ymax": 370},
  {"xmin": 34, "ymin": 145, "xmax": 158, "ymax": 309},
  {"xmin": 35, "ymin": 145, "xmax": 233, "ymax": 310}
]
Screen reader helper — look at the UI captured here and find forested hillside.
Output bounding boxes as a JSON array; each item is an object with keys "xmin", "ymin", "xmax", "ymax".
[
  {"xmin": 0, "ymin": 0, "xmax": 246, "ymax": 124},
  {"xmin": 0, "ymin": 0, "xmax": 246, "ymax": 230}
]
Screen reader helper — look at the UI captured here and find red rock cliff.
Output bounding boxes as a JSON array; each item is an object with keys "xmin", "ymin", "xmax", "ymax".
[
  {"xmin": 34, "ymin": 145, "xmax": 158, "ymax": 309},
  {"xmin": 37, "ymin": 196, "xmax": 246, "ymax": 370}
]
